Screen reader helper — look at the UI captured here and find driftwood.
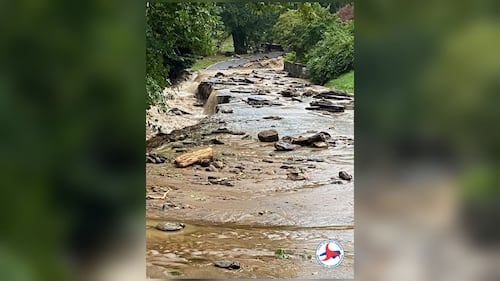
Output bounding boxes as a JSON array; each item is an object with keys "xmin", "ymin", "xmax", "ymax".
[{"xmin": 175, "ymin": 147, "xmax": 213, "ymax": 168}]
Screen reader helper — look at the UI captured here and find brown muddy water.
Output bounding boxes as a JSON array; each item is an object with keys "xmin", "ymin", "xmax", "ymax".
[{"xmin": 146, "ymin": 62, "xmax": 354, "ymax": 279}]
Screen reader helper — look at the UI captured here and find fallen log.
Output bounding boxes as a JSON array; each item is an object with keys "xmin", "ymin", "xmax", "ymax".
[{"xmin": 175, "ymin": 147, "xmax": 213, "ymax": 168}]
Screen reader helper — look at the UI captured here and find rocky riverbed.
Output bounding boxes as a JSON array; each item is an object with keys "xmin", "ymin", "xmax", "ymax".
[{"xmin": 146, "ymin": 55, "xmax": 354, "ymax": 279}]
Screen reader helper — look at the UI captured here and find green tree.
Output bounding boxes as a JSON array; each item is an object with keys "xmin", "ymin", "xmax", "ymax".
[
  {"xmin": 220, "ymin": 3, "xmax": 284, "ymax": 54},
  {"xmin": 306, "ymin": 19, "xmax": 354, "ymax": 84},
  {"xmin": 273, "ymin": 3, "xmax": 335, "ymax": 61},
  {"xmin": 146, "ymin": 2, "xmax": 221, "ymax": 108}
]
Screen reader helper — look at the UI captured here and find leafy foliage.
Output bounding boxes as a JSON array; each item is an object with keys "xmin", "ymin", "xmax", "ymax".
[
  {"xmin": 275, "ymin": 248, "xmax": 291, "ymax": 259},
  {"xmin": 146, "ymin": 76, "xmax": 162, "ymax": 109},
  {"xmin": 146, "ymin": 2, "xmax": 222, "ymax": 107},
  {"xmin": 306, "ymin": 19, "xmax": 354, "ymax": 85},
  {"xmin": 220, "ymin": 3, "xmax": 285, "ymax": 54},
  {"xmin": 273, "ymin": 3, "xmax": 335, "ymax": 62}
]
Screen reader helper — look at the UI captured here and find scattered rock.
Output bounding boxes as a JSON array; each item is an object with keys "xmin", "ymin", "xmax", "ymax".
[
  {"xmin": 315, "ymin": 89, "xmax": 352, "ymax": 99},
  {"xmin": 208, "ymin": 176, "xmax": 234, "ymax": 186},
  {"xmin": 307, "ymin": 158, "xmax": 325, "ymax": 162},
  {"xmin": 339, "ymin": 171, "xmax": 352, "ymax": 181},
  {"xmin": 220, "ymin": 108, "xmax": 234, "ymax": 114},
  {"xmin": 292, "ymin": 132, "xmax": 331, "ymax": 146},
  {"xmin": 156, "ymin": 222, "xmax": 185, "ymax": 232},
  {"xmin": 213, "ymin": 161, "xmax": 224, "ymax": 169},
  {"xmin": 302, "ymin": 89, "xmax": 318, "ymax": 97},
  {"xmin": 263, "ymin": 116, "xmax": 283, "ymax": 120},
  {"xmin": 171, "ymin": 142, "xmax": 184, "ymax": 149},
  {"xmin": 208, "ymin": 128, "xmax": 246, "ymax": 135},
  {"xmin": 214, "ymin": 261, "xmax": 240, "ymax": 270},
  {"xmin": 265, "ymin": 169, "xmax": 275, "ymax": 175},
  {"xmin": 247, "ymin": 96, "xmax": 272, "ymax": 106},
  {"xmin": 199, "ymin": 159, "xmax": 211, "ymax": 167},
  {"xmin": 146, "ymin": 153, "xmax": 167, "ymax": 164},
  {"xmin": 279, "ymin": 88, "xmax": 298, "ymax": 97},
  {"xmin": 209, "ymin": 138, "xmax": 225, "ymax": 145},
  {"xmin": 311, "ymin": 141, "xmax": 328, "ymax": 148},
  {"xmin": 258, "ymin": 129, "xmax": 279, "ymax": 142},
  {"xmin": 275, "ymin": 141, "xmax": 296, "ymax": 151},
  {"xmin": 307, "ymin": 100, "xmax": 345, "ymax": 112},
  {"xmin": 168, "ymin": 107, "xmax": 192, "ymax": 115},
  {"xmin": 205, "ymin": 165, "xmax": 217, "ymax": 172},
  {"xmin": 287, "ymin": 172, "xmax": 307, "ymax": 181},
  {"xmin": 245, "ymin": 77, "xmax": 261, "ymax": 84},
  {"xmin": 241, "ymin": 134, "xmax": 252, "ymax": 140}
]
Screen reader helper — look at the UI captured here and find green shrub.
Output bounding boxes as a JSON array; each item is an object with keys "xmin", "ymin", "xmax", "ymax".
[
  {"xmin": 146, "ymin": 76, "xmax": 163, "ymax": 109},
  {"xmin": 283, "ymin": 52, "xmax": 296, "ymax": 62},
  {"xmin": 273, "ymin": 3, "xmax": 334, "ymax": 62},
  {"xmin": 306, "ymin": 20, "xmax": 354, "ymax": 85}
]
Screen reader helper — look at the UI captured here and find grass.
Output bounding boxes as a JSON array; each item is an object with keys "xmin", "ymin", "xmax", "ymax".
[
  {"xmin": 189, "ymin": 36, "xmax": 235, "ymax": 71},
  {"xmin": 218, "ymin": 35, "xmax": 234, "ymax": 53},
  {"xmin": 190, "ymin": 55, "xmax": 229, "ymax": 70},
  {"xmin": 324, "ymin": 70, "xmax": 354, "ymax": 95},
  {"xmin": 275, "ymin": 248, "xmax": 291, "ymax": 259}
]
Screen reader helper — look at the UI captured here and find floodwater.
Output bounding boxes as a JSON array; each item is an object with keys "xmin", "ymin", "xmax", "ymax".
[{"xmin": 146, "ymin": 60, "xmax": 354, "ymax": 279}]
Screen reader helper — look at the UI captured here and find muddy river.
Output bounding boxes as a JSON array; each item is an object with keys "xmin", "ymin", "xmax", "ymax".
[{"xmin": 146, "ymin": 58, "xmax": 354, "ymax": 279}]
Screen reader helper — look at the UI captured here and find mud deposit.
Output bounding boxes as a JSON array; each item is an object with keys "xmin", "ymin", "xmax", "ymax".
[{"xmin": 146, "ymin": 58, "xmax": 354, "ymax": 279}]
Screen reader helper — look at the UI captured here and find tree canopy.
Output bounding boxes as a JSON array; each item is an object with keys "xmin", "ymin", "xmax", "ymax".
[{"xmin": 146, "ymin": 2, "xmax": 222, "ymax": 107}]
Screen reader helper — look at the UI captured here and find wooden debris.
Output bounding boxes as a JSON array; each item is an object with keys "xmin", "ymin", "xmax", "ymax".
[{"xmin": 175, "ymin": 147, "xmax": 213, "ymax": 168}]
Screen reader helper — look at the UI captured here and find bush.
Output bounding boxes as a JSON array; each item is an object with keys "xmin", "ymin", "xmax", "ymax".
[
  {"xmin": 283, "ymin": 52, "xmax": 296, "ymax": 62},
  {"xmin": 273, "ymin": 3, "xmax": 334, "ymax": 62},
  {"xmin": 306, "ymin": 20, "xmax": 354, "ymax": 85},
  {"xmin": 146, "ymin": 76, "xmax": 163, "ymax": 109}
]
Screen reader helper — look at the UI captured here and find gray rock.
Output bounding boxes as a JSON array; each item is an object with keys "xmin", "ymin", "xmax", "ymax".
[
  {"xmin": 263, "ymin": 115, "xmax": 283, "ymax": 120},
  {"xmin": 339, "ymin": 171, "xmax": 352, "ymax": 181},
  {"xmin": 279, "ymin": 88, "xmax": 298, "ymax": 97},
  {"xmin": 209, "ymin": 138, "xmax": 225, "ymax": 145},
  {"xmin": 275, "ymin": 141, "xmax": 296, "ymax": 151},
  {"xmin": 258, "ymin": 129, "xmax": 279, "ymax": 142},
  {"xmin": 312, "ymin": 141, "xmax": 328, "ymax": 148},
  {"xmin": 213, "ymin": 161, "xmax": 224, "ymax": 169},
  {"xmin": 156, "ymin": 222, "xmax": 185, "ymax": 232},
  {"xmin": 199, "ymin": 159, "xmax": 211, "ymax": 167},
  {"xmin": 214, "ymin": 261, "xmax": 240, "ymax": 270},
  {"xmin": 205, "ymin": 165, "xmax": 217, "ymax": 172},
  {"xmin": 221, "ymin": 108, "xmax": 234, "ymax": 114},
  {"xmin": 287, "ymin": 172, "xmax": 307, "ymax": 181},
  {"xmin": 292, "ymin": 132, "xmax": 331, "ymax": 146}
]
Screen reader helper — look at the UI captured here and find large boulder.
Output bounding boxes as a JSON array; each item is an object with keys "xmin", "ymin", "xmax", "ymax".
[
  {"xmin": 274, "ymin": 141, "xmax": 295, "ymax": 151},
  {"xmin": 258, "ymin": 130, "xmax": 279, "ymax": 142},
  {"xmin": 196, "ymin": 81, "xmax": 213, "ymax": 103}
]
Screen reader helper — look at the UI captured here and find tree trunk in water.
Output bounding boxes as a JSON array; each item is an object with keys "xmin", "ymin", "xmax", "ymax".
[{"xmin": 232, "ymin": 30, "xmax": 247, "ymax": 54}]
